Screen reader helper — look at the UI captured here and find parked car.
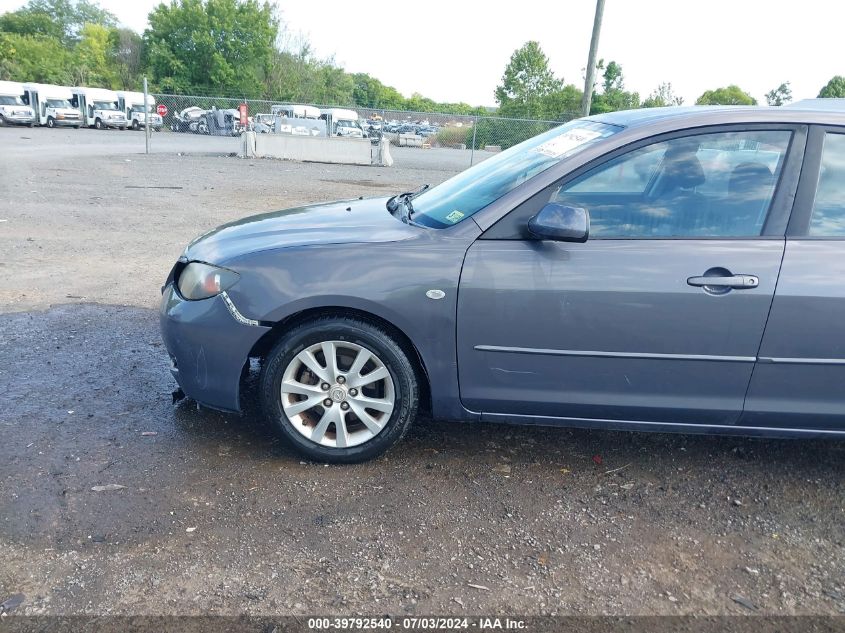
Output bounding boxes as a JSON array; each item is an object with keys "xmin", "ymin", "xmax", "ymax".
[{"xmin": 161, "ymin": 103, "xmax": 845, "ymax": 463}]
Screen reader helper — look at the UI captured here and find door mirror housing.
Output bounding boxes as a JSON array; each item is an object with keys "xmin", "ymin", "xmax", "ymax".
[{"xmin": 528, "ymin": 203, "xmax": 590, "ymax": 242}]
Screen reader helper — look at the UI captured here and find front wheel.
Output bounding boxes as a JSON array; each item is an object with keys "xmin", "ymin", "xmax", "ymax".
[
  {"xmin": 94, "ymin": 118, "xmax": 103, "ymax": 130},
  {"xmin": 47, "ymin": 116, "xmax": 55, "ymax": 128},
  {"xmin": 260, "ymin": 317, "xmax": 419, "ymax": 463},
  {"xmin": 132, "ymin": 120, "xmax": 139, "ymax": 130}
]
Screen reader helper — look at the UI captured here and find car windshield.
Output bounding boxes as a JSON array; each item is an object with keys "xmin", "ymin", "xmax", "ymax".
[
  {"xmin": 0, "ymin": 95, "xmax": 23, "ymax": 105},
  {"xmin": 93, "ymin": 100, "xmax": 117, "ymax": 110},
  {"xmin": 410, "ymin": 120, "xmax": 621, "ymax": 228},
  {"xmin": 46, "ymin": 99, "xmax": 71, "ymax": 108}
]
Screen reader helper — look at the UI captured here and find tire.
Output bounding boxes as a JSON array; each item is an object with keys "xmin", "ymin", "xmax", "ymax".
[
  {"xmin": 73, "ymin": 125, "xmax": 80, "ymax": 129},
  {"xmin": 132, "ymin": 120, "xmax": 139, "ymax": 131},
  {"xmin": 197, "ymin": 118, "xmax": 209, "ymax": 135},
  {"xmin": 260, "ymin": 317, "xmax": 419, "ymax": 463},
  {"xmin": 0, "ymin": 114, "xmax": 5, "ymax": 127},
  {"xmin": 28, "ymin": 122, "xmax": 34, "ymax": 128},
  {"xmin": 94, "ymin": 118, "xmax": 103, "ymax": 130},
  {"xmin": 47, "ymin": 117, "xmax": 55, "ymax": 128}
]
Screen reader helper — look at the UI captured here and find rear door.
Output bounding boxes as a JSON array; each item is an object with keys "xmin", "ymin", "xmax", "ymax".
[
  {"xmin": 743, "ymin": 126, "xmax": 845, "ymax": 430},
  {"xmin": 457, "ymin": 125, "xmax": 805, "ymax": 426}
]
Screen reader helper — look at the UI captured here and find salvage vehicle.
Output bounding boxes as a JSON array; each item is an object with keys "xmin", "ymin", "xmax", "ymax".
[
  {"xmin": 271, "ymin": 104, "xmax": 321, "ymax": 119},
  {"xmin": 70, "ymin": 87, "xmax": 127, "ymax": 129},
  {"xmin": 196, "ymin": 106, "xmax": 243, "ymax": 136},
  {"xmin": 116, "ymin": 91, "xmax": 162, "ymax": 131},
  {"xmin": 22, "ymin": 83, "xmax": 81, "ymax": 128},
  {"xmin": 161, "ymin": 103, "xmax": 845, "ymax": 463},
  {"xmin": 0, "ymin": 81, "xmax": 34, "ymax": 127},
  {"xmin": 320, "ymin": 107, "xmax": 366, "ymax": 138},
  {"xmin": 171, "ymin": 106, "xmax": 205, "ymax": 133}
]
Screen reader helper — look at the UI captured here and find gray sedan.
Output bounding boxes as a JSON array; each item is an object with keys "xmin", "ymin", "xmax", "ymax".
[{"xmin": 161, "ymin": 103, "xmax": 845, "ymax": 462}]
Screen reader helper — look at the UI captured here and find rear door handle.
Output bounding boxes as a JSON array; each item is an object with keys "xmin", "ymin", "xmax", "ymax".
[{"xmin": 687, "ymin": 275, "xmax": 759, "ymax": 289}]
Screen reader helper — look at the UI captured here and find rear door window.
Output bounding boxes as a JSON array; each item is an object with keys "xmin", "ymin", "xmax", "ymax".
[{"xmin": 808, "ymin": 133, "xmax": 845, "ymax": 236}]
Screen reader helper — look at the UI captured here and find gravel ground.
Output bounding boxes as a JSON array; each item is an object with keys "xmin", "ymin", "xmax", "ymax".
[{"xmin": 1, "ymin": 126, "xmax": 844, "ymax": 617}]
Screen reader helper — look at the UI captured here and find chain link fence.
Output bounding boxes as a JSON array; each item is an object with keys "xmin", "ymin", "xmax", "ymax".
[{"xmin": 148, "ymin": 92, "xmax": 576, "ymax": 167}]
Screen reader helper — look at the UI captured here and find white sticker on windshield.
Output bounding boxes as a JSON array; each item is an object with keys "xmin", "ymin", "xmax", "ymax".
[
  {"xmin": 534, "ymin": 129, "xmax": 603, "ymax": 158},
  {"xmin": 445, "ymin": 210, "xmax": 465, "ymax": 224}
]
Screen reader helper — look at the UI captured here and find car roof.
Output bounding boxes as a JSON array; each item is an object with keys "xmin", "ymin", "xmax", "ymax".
[{"xmin": 587, "ymin": 104, "xmax": 845, "ymax": 129}]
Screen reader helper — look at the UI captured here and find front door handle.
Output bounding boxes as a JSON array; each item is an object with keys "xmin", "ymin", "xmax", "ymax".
[{"xmin": 687, "ymin": 274, "xmax": 759, "ymax": 289}]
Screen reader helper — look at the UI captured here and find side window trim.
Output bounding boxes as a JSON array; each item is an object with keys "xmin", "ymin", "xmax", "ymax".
[
  {"xmin": 787, "ymin": 125, "xmax": 845, "ymax": 238},
  {"xmin": 481, "ymin": 123, "xmax": 807, "ymax": 241}
]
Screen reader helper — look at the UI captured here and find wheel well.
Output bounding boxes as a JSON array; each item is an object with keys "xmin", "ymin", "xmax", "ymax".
[{"xmin": 244, "ymin": 307, "xmax": 432, "ymax": 414}]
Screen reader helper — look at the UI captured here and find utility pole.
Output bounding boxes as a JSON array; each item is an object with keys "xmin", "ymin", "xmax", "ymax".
[
  {"xmin": 581, "ymin": 0, "xmax": 606, "ymax": 117},
  {"xmin": 143, "ymin": 76, "xmax": 150, "ymax": 154}
]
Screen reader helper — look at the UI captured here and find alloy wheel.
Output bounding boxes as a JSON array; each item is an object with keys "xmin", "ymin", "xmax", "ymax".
[{"xmin": 280, "ymin": 340, "xmax": 395, "ymax": 448}]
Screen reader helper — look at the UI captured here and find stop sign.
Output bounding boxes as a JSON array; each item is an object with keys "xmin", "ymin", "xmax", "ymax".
[{"xmin": 156, "ymin": 104, "xmax": 168, "ymax": 117}]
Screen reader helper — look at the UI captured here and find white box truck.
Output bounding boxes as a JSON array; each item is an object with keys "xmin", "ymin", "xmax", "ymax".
[
  {"xmin": 319, "ymin": 107, "xmax": 365, "ymax": 138},
  {"xmin": 116, "ymin": 91, "xmax": 162, "ymax": 131},
  {"xmin": 22, "ymin": 83, "xmax": 82, "ymax": 128},
  {"xmin": 0, "ymin": 80, "xmax": 34, "ymax": 127},
  {"xmin": 70, "ymin": 87, "xmax": 127, "ymax": 129}
]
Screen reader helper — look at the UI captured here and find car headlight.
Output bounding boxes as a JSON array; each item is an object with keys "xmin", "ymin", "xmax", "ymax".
[{"xmin": 177, "ymin": 262, "xmax": 240, "ymax": 300}]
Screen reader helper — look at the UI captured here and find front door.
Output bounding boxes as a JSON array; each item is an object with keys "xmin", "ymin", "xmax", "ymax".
[{"xmin": 457, "ymin": 127, "xmax": 801, "ymax": 425}]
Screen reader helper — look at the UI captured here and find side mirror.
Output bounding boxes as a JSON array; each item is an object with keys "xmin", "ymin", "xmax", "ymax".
[{"xmin": 528, "ymin": 203, "xmax": 590, "ymax": 242}]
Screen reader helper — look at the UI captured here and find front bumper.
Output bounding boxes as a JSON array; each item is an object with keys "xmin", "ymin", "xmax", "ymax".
[
  {"xmin": 53, "ymin": 117, "xmax": 81, "ymax": 126},
  {"xmin": 159, "ymin": 283, "xmax": 270, "ymax": 412},
  {"xmin": 3, "ymin": 114, "xmax": 34, "ymax": 125},
  {"xmin": 104, "ymin": 118, "xmax": 127, "ymax": 128}
]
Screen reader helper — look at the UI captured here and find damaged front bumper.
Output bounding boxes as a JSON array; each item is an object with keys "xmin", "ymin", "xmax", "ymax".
[{"xmin": 159, "ymin": 283, "xmax": 270, "ymax": 412}]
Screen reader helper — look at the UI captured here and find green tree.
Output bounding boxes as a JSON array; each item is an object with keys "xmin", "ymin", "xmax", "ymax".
[
  {"xmin": 589, "ymin": 60, "xmax": 640, "ymax": 114},
  {"xmin": 0, "ymin": 0, "xmax": 115, "ymax": 45},
  {"xmin": 351, "ymin": 73, "xmax": 406, "ymax": 109},
  {"xmin": 818, "ymin": 76, "xmax": 845, "ymax": 98},
  {"xmin": 71, "ymin": 22, "xmax": 118, "ymax": 87},
  {"xmin": 641, "ymin": 82, "xmax": 683, "ymax": 108},
  {"xmin": 765, "ymin": 82, "xmax": 792, "ymax": 106},
  {"xmin": 541, "ymin": 84, "xmax": 582, "ymax": 120},
  {"xmin": 696, "ymin": 85, "xmax": 757, "ymax": 105},
  {"xmin": 0, "ymin": 10, "xmax": 63, "ymax": 40},
  {"xmin": 110, "ymin": 27, "xmax": 143, "ymax": 90},
  {"xmin": 495, "ymin": 41, "xmax": 563, "ymax": 119},
  {"xmin": 145, "ymin": 0, "xmax": 277, "ymax": 96},
  {"xmin": 0, "ymin": 32, "xmax": 71, "ymax": 83}
]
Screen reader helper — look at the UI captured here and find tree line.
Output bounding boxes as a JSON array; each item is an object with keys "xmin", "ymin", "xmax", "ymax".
[
  {"xmin": 496, "ymin": 41, "xmax": 845, "ymax": 121},
  {"xmin": 1, "ymin": 0, "xmax": 844, "ymax": 118}
]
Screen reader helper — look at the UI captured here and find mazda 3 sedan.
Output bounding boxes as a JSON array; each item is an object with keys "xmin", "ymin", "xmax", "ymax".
[{"xmin": 161, "ymin": 103, "xmax": 845, "ymax": 462}]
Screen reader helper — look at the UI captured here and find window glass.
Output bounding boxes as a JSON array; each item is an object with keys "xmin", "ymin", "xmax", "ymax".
[
  {"xmin": 552, "ymin": 130, "xmax": 791, "ymax": 238},
  {"xmin": 809, "ymin": 134, "xmax": 845, "ymax": 236},
  {"xmin": 411, "ymin": 120, "xmax": 620, "ymax": 228}
]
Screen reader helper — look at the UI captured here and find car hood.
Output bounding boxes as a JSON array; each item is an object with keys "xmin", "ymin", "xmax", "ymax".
[{"xmin": 184, "ymin": 196, "xmax": 421, "ymax": 264}]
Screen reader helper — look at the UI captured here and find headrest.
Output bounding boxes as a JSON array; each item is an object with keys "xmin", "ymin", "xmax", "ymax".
[
  {"xmin": 729, "ymin": 162, "xmax": 774, "ymax": 195},
  {"xmin": 662, "ymin": 150, "xmax": 705, "ymax": 190}
]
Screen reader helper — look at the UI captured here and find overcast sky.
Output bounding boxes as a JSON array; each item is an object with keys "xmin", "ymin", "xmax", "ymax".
[{"xmin": 1, "ymin": 0, "xmax": 843, "ymax": 107}]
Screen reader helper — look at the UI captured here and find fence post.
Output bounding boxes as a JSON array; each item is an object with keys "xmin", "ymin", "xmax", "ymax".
[
  {"xmin": 143, "ymin": 77, "xmax": 150, "ymax": 154},
  {"xmin": 470, "ymin": 115, "xmax": 478, "ymax": 166}
]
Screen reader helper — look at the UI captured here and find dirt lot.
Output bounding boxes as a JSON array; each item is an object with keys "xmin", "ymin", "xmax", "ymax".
[{"xmin": 1, "ymin": 127, "xmax": 844, "ymax": 617}]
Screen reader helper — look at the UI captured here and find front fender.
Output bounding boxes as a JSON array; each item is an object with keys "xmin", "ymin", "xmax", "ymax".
[{"xmin": 222, "ymin": 237, "xmax": 480, "ymax": 421}]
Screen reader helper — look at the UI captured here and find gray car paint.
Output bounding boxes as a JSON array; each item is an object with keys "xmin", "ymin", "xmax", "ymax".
[
  {"xmin": 160, "ymin": 106, "xmax": 845, "ymax": 437},
  {"xmin": 457, "ymin": 239, "xmax": 784, "ymax": 424}
]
